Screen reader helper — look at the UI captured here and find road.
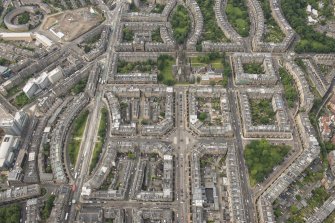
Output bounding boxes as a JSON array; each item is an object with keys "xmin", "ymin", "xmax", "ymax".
[
  {"xmin": 227, "ymin": 68, "xmax": 256, "ymax": 222},
  {"xmin": 173, "ymin": 87, "xmax": 191, "ymax": 223},
  {"xmin": 67, "ymin": 0, "xmax": 124, "ymax": 221}
]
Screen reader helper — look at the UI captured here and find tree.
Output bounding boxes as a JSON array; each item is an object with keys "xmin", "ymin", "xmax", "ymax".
[
  {"xmin": 290, "ymin": 205, "xmax": 299, "ymax": 214},
  {"xmin": 209, "ymin": 80, "xmax": 216, "ymax": 86},
  {"xmin": 127, "ymin": 152, "xmax": 136, "ymax": 159},
  {"xmin": 244, "ymin": 139, "xmax": 290, "ymax": 186},
  {"xmin": 123, "ymin": 27, "xmax": 134, "ymax": 42},
  {"xmin": 198, "ymin": 112, "xmax": 207, "ymax": 122},
  {"xmin": 171, "ymin": 5, "xmax": 191, "ymax": 44},
  {"xmin": 0, "ymin": 204, "xmax": 21, "ymax": 223}
]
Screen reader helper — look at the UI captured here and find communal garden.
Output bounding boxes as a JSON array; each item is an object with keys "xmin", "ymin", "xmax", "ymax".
[
  {"xmin": 250, "ymin": 98, "xmax": 276, "ymax": 125},
  {"xmin": 244, "ymin": 139, "xmax": 290, "ymax": 186},
  {"xmin": 225, "ymin": 0, "xmax": 250, "ymax": 37},
  {"xmin": 171, "ymin": 5, "xmax": 191, "ymax": 44},
  {"xmin": 68, "ymin": 110, "xmax": 89, "ymax": 165}
]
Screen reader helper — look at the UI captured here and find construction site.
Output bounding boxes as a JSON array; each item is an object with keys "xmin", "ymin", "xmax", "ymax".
[{"xmin": 40, "ymin": 7, "xmax": 104, "ymax": 42}]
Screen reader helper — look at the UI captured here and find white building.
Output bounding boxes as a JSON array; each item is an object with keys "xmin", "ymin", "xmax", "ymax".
[
  {"xmin": 23, "ymin": 81, "xmax": 39, "ymax": 99},
  {"xmin": 0, "ymin": 135, "xmax": 20, "ymax": 169},
  {"xmin": 33, "ymin": 33, "xmax": 53, "ymax": 47},
  {"xmin": 0, "ymin": 110, "xmax": 29, "ymax": 136},
  {"xmin": 47, "ymin": 67, "xmax": 63, "ymax": 84},
  {"xmin": 35, "ymin": 72, "xmax": 51, "ymax": 89},
  {"xmin": 23, "ymin": 67, "xmax": 63, "ymax": 98}
]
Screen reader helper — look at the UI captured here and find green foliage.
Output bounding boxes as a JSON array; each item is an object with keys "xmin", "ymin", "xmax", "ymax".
[
  {"xmin": 295, "ymin": 194, "xmax": 302, "ymax": 201},
  {"xmin": 281, "ymin": 0, "xmax": 335, "ymax": 53},
  {"xmin": 141, "ymin": 119, "xmax": 149, "ymax": 125},
  {"xmin": 129, "ymin": 3, "xmax": 139, "ymax": 12},
  {"xmin": 14, "ymin": 92, "xmax": 31, "ymax": 108},
  {"xmin": 117, "ymin": 60, "xmax": 155, "ymax": 73},
  {"xmin": 259, "ymin": 0, "xmax": 285, "ymax": 43},
  {"xmin": 325, "ymin": 141, "xmax": 335, "ymax": 152},
  {"xmin": 196, "ymin": 0, "xmax": 228, "ymax": 43},
  {"xmin": 17, "ymin": 12, "xmax": 30, "ymax": 25},
  {"xmin": 151, "ymin": 28, "xmax": 162, "ymax": 42},
  {"xmin": 157, "ymin": 55, "xmax": 175, "ymax": 85},
  {"xmin": 117, "ymin": 55, "xmax": 175, "ymax": 85},
  {"xmin": 100, "ymin": 169, "xmax": 114, "ymax": 190},
  {"xmin": 84, "ymin": 45, "xmax": 91, "ymax": 53},
  {"xmin": 68, "ymin": 110, "xmax": 89, "ymax": 165},
  {"xmin": 171, "ymin": 5, "xmax": 191, "ymax": 44},
  {"xmin": 98, "ymin": 107, "xmax": 108, "ymax": 138},
  {"xmin": 273, "ymin": 206, "xmax": 282, "ymax": 218},
  {"xmin": 127, "ymin": 152, "xmax": 136, "ymax": 159},
  {"xmin": 198, "ymin": 112, "xmax": 207, "ymax": 122},
  {"xmin": 86, "ymin": 33, "xmax": 102, "ymax": 45},
  {"xmin": 244, "ymin": 139, "xmax": 290, "ymax": 186},
  {"xmin": 200, "ymin": 156, "xmax": 214, "ymax": 168},
  {"xmin": 250, "ymin": 99, "xmax": 276, "ymax": 125},
  {"xmin": 122, "ymin": 27, "xmax": 134, "ymax": 42},
  {"xmin": 279, "ymin": 68, "xmax": 298, "ymax": 108},
  {"xmin": 6, "ymin": 86, "xmax": 21, "ymax": 98},
  {"xmin": 151, "ymin": 4, "xmax": 165, "ymax": 13},
  {"xmin": 41, "ymin": 195, "xmax": 56, "ymax": 220},
  {"xmin": 324, "ymin": 209, "xmax": 335, "ymax": 223},
  {"xmin": 0, "ymin": 204, "xmax": 21, "ymax": 223},
  {"xmin": 0, "ymin": 58, "xmax": 11, "ymax": 66},
  {"xmin": 90, "ymin": 108, "xmax": 108, "ymax": 173},
  {"xmin": 71, "ymin": 78, "xmax": 87, "ymax": 94},
  {"xmin": 225, "ymin": 0, "xmax": 250, "ymax": 37},
  {"xmin": 302, "ymin": 168, "xmax": 323, "ymax": 184},
  {"xmin": 288, "ymin": 187, "xmax": 329, "ymax": 222},
  {"xmin": 243, "ymin": 63, "xmax": 264, "ymax": 74},
  {"xmin": 41, "ymin": 196, "xmax": 54, "ymax": 217}
]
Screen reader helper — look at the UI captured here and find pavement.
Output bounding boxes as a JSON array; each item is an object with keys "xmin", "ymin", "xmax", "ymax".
[
  {"xmin": 227, "ymin": 75, "xmax": 256, "ymax": 222},
  {"xmin": 67, "ymin": 0, "xmax": 124, "ymax": 221}
]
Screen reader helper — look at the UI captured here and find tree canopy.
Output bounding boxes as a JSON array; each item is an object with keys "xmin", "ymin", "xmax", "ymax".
[{"xmin": 244, "ymin": 139, "xmax": 290, "ymax": 186}]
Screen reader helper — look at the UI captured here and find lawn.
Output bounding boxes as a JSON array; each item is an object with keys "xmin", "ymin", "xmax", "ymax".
[
  {"xmin": 157, "ymin": 55, "xmax": 175, "ymax": 85},
  {"xmin": 225, "ymin": 0, "xmax": 250, "ymax": 37},
  {"xmin": 244, "ymin": 139, "xmax": 290, "ymax": 186},
  {"xmin": 6, "ymin": 86, "xmax": 21, "ymax": 98},
  {"xmin": 17, "ymin": 12, "xmax": 30, "ymax": 24},
  {"xmin": 13, "ymin": 92, "xmax": 31, "ymax": 108},
  {"xmin": 250, "ymin": 99, "xmax": 276, "ymax": 125},
  {"xmin": 196, "ymin": 0, "xmax": 229, "ymax": 42},
  {"xmin": 71, "ymin": 78, "xmax": 87, "ymax": 95},
  {"xmin": 258, "ymin": 0, "xmax": 285, "ymax": 43},
  {"xmin": 264, "ymin": 23, "xmax": 286, "ymax": 43},
  {"xmin": 41, "ymin": 195, "xmax": 56, "ymax": 221},
  {"xmin": 192, "ymin": 52, "xmax": 231, "ymax": 87},
  {"xmin": 122, "ymin": 27, "xmax": 134, "ymax": 42},
  {"xmin": 89, "ymin": 107, "xmax": 108, "ymax": 173},
  {"xmin": 117, "ymin": 55, "xmax": 175, "ymax": 85},
  {"xmin": 278, "ymin": 67, "xmax": 298, "ymax": 108},
  {"xmin": 151, "ymin": 28, "xmax": 163, "ymax": 42},
  {"xmin": 243, "ymin": 62, "xmax": 264, "ymax": 74},
  {"xmin": 171, "ymin": 5, "xmax": 191, "ymax": 44},
  {"xmin": 117, "ymin": 60, "xmax": 156, "ymax": 73},
  {"xmin": 68, "ymin": 110, "xmax": 89, "ymax": 165},
  {"xmin": 190, "ymin": 57, "xmax": 224, "ymax": 69}
]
